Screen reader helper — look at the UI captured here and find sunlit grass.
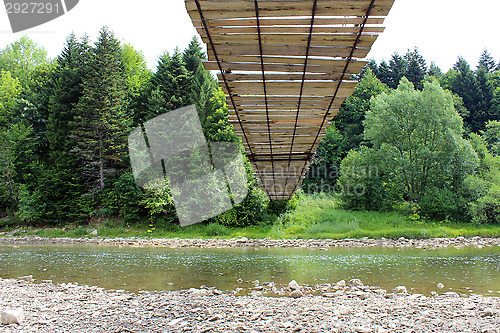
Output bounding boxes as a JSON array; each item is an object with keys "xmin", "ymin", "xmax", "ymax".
[{"xmin": 3, "ymin": 193, "xmax": 500, "ymax": 240}]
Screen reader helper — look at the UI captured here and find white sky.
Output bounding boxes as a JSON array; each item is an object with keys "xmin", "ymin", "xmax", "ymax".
[{"xmin": 0, "ymin": 0, "xmax": 499, "ymax": 72}]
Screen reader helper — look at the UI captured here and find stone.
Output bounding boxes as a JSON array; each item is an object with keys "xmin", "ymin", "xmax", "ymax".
[
  {"xmin": 90, "ymin": 229, "xmax": 98, "ymax": 236},
  {"xmin": 236, "ymin": 237, "xmax": 248, "ymax": 243},
  {"xmin": 437, "ymin": 283, "xmax": 444, "ymax": 289},
  {"xmin": 443, "ymin": 292, "xmax": 459, "ymax": 298},
  {"xmin": 335, "ymin": 280, "xmax": 346, "ymax": 288},
  {"xmin": 392, "ymin": 286, "xmax": 407, "ymax": 293},
  {"xmin": 288, "ymin": 280, "xmax": 300, "ymax": 290},
  {"xmin": 355, "ymin": 291, "xmax": 369, "ymax": 300},
  {"xmin": 237, "ymin": 278, "xmax": 243, "ymax": 283},
  {"xmin": 189, "ymin": 288, "xmax": 210, "ymax": 296},
  {"xmin": 348, "ymin": 279, "xmax": 363, "ymax": 287},
  {"xmin": 291, "ymin": 290, "xmax": 303, "ymax": 298},
  {"xmin": 1, "ymin": 308, "xmax": 24, "ymax": 325},
  {"xmin": 18, "ymin": 275, "xmax": 34, "ymax": 282},
  {"xmin": 480, "ymin": 308, "xmax": 495, "ymax": 317}
]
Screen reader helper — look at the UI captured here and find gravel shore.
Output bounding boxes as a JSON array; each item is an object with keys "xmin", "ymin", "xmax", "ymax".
[
  {"xmin": 1, "ymin": 235, "xmax": 499, "ymax": 249},
  {"xmin": 0, "ymin": 277, "xmax": 499, "ymax": 333}
]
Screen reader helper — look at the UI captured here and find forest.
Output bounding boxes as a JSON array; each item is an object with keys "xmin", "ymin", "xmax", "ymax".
[{"xmin": 1, "ymin": 27, "xmax": 500, "ymax": 234}]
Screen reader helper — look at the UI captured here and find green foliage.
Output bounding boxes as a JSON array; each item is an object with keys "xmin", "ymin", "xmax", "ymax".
[
  {"xmin": 0, "ymin": 36, "xmax": 49, "ymax": 86},
  {"xmin": 340, "ymin": 78, "xmax": 479, "ymax": 218},
  {"xmin": 204, "ymin": 223, "xmax": 230, "ymax": 237},
  {"xmin": 304, "ymin": 70, "xmax": 387, "ymax": 192}
]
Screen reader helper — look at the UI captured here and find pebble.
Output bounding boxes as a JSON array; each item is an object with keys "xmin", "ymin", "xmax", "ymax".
[
  {"xmin": 288, "ymin": 280, "xmax": 300, "ymax": 290},
  {"xmin": 1, "ymin": 308, "xmax": 24, "ymax": 325}
]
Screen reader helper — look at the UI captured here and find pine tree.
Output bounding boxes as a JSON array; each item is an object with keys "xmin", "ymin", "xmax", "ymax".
[
  {"xmin": 74, "ymin": 27, "xmax": 130, "ymax": 191},
  {"xmin": 478, "ymin": 49, "xmax": 496, "ymax": 73},
  {"xmin": 404, "ymin": 47, "xmax": 427, "ymax": 90},
  {"xmin": 388, "ymin": 53, "xmax": 406, "ymax": 89},
  {"xmin": 451, "ymin": 57, "xmax": 484, "ymax": 132},
  {"xmin": 376, "ymin": 60, "xmax": 392, "ymax": 87},
  {"xmin": 476, "ymin": 65, "xmax": 495, "ymax": 121},
  {"xmin": 149, "ymin": 49, "xmax": 193, "ymax": 116},
  {"xmin": 182, "ymin": 37, "xmax": 217, "ymax": 125},
  {"xmin": 428, "ymin": 62, "xmax": 443, "ymax": 78}
]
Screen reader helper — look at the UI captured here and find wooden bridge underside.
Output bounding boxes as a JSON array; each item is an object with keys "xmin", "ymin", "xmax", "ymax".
[{"xmin": 186, "ymin": 0, "xmax": 395, "ymax": 200}]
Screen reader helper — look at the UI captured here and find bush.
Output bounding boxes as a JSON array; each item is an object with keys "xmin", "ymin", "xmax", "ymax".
[
  {"xmin": 205, "ymin": 223, "xmax": 230, "ymax": 236},
  {"xmin": 419, "ymin": 188, "xmax": 459, "ymax": 220}
]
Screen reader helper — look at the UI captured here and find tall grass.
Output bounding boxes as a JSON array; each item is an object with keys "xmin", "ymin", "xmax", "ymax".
[{"xmin": 4, "ymin": 193, "xmax": 500, "ymax": 239}]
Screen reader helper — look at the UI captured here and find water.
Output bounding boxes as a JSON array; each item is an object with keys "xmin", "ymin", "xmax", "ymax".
[{"xmin": 0, "ymin": 244, "xmax": 499, "ymax": 295}]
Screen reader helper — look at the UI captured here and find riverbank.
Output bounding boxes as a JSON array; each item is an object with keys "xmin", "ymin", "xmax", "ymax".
[
  {"xmin": 0, "ymin": 235, "xmax": 500, "ymax": 249},
  {"xmin": 0, "ymin": 277, "xmax": 498, "ymax": 332}
]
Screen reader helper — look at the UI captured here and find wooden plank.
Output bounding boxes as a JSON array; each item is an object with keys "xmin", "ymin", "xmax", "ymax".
[
  {"xmin": 209, "ymin": 45, "xmax": 370, "ymax": 59},
  {"xmin": 222, "ymin": 83, "xmax": 357, "ymax": 97},
  {"xmin": 186, "ymin": 1, "xmax": 394, "ymax": 20},
  {"xmin": 191, "ymin": 17, "xmax": 386, "ymax": 28},
  {"xmin": 203, "ymin": 60, "xmax": 367, "ymax": 74},
  {"xmin": 197, "ymin": 26, "xmax": 384, "ymax": 35},
  {"xmin": 201, "ymin": 34, "xmax": 378, "ymax": 48},
  {"xmin": 219, "ymin": 73, "xmax": 343, "ymax": 82},
  {"xmin": 209, "ymin": 54, "xmax": 364, "ymax": 67},
  {"xmin": 186, "ymin": 0, "xmax": 394, "ymax": 13}
]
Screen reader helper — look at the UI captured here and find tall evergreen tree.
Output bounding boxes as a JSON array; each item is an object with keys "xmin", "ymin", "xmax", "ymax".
[
  {"xmin": 376, "ymin": 60, "xmax": 392, "ymax": 87},
  {"xmin": 404, "ymin": 47, "xmax": 427, "ymax": 90},
  {"xmin": 74, "ymin": 27, "xmax": 130, "ymax": 192},
  {"xmin": 428, "ymin": 62, "xmax": 443, "ymax": 78},
  {"xmin": 451, "ymin": 57, "xmax": 484, "ymax": 132},
  {"xmin": 387, "ymin": 53, "xmax": 406, "ymax": 89},
  {"xmin": 478, "ymin": 49, "xmax": 497, "ymax": 73}
]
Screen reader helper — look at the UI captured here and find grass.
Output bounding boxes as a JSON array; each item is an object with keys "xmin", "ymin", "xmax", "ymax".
[{"xmin": 2, "ymin": 193, "xmax": 500, "ymax": 240}]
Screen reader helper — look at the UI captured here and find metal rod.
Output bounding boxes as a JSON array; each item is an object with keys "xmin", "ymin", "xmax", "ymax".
[
  {"xmin": 282, "ymin": 0, "xmax": 318, "ymax": 197},
  {"xmin": 290, "ymin": 0, "xmax": 377, "ymax": 196},
  {"xmin": 254, "ymin": 0, "xmax": 277, "ymax": 196}
]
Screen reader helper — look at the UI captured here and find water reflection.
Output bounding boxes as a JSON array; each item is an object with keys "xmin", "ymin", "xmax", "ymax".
[{"xmin": 0, "ymin": 244, "xmax": 498, "ymax": 295}]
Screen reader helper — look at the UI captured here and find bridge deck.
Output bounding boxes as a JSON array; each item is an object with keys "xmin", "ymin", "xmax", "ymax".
[{"xmin": 185, "ymin": 0, "xmax": 395, "ymax": 200}]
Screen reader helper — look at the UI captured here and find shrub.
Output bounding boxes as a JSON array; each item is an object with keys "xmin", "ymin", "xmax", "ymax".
[{"xmin": 205, "ymin": 223, "xmax": 230, "ymax": 236}]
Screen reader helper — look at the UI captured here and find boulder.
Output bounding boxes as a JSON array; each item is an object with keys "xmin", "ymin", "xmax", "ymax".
[
  {"xmin": 290, "ymin": 290, "xmax": 303, "ymax": 298},
  {"xmin": 288, "ymin": 280, "xmax": 300, "ymax": 290},
  {"xmin": 17, "ymin": 275, "xmax": 33, "ymax": 282},
  {"xmin": 392, "ymin": 286, "xmax": 407, "ymax": 293},
  {"xmin": 1, "ymin": 308, "xmax": 24, "ymax": 325},
  {"xmin": 334, "ymin": 280, "xmax": 346, "ymax": 288},
  {"xmin": 348, "ymin": 279, "xmax": 363, "ymax": 287}
]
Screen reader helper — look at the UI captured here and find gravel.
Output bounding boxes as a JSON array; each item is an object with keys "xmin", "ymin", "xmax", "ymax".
[{"xmin": 0, "ymin": 277, "xmax": 499, "ymax": 332}]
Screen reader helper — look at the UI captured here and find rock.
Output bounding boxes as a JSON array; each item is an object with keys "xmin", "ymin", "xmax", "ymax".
[
  {"xmin": 290, "ymin": 290, "xmax": 303, "ymax": 298},
  {"xmin": 355, "ymin": 327, "xmax": 371, "ymax": 333},
  {"xmin": 335, "ymin": 280, "xmax": 346, "ymax": 288},
  {"xmin": 288, "ymin": 280, "xmax": 300, "ymax": 290},
  {"xmin": 90, "ymin": 229, "xmax": 98, "ymax": 236},
  {"xmin": 236, "ymin": 237, "xmax": 248, "ymax": 243},
  {"xmin": 18, "ymin": 275, "xmax": 34, "ymax": 282},
  {"xmin": 443, "ymin": 292, "xmax": 459, "ymax": 298},
  {"xmin": 252, "ymin": 280, "xmax": 259, "ymax": 286},
  {"xmin": 348, "ymin": 279, "xmax": 363, "ymax": 287},
  {"xmin": 1, "ymin": 308, "xmax": 24, "ymax": 325},
  {"xmin": 189, "ymin": 288, "xmax": 210, "ymax": 296},
  {"xmin": 480, "ymin": 308, "xmax": 495, "ymax": 317},
  {"xmin": 355, "ymin": 291, "xmax": 369, "ymax": 300},
  {"xmin": 237, "ymin": 278, "xmax": 243, "ymax": 283},
  {"xmin": 392, "ymin": 286, "xmax": 407, "ymax": 293},
  {"xmin": 339, "ymin": 307, "xmax": 352, "ymax": 315},
  {"xmin": 437, "ymin": 283, "xmax": 444, "ymax": 289},
  {"xmin": 167, "ymin": 317, "xmax": 186, "ymax": 326}
]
